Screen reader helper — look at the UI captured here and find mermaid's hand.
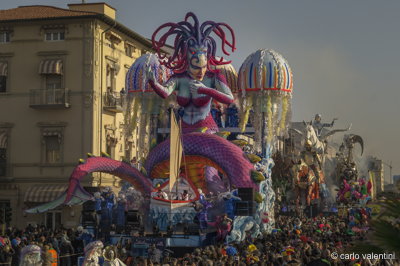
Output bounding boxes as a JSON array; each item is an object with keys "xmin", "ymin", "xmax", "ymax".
[
  {"xmin": 189, "ymin": 80, "xmax": 206, "ymax": 95},
  {"xmin": 146, "ymin": 66, "xmax": 156, "ymax": 82}
]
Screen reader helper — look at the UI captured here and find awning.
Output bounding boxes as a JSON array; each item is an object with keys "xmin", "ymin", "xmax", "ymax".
[
  {"xmin": 24, "ymin": 185, "xmax": 67, "ymax": 203},
  {"xmin": 38, "ymin": 59, "xmax": 63, "ymax": 75},
  {"xmin": 0, "ymin": 62, "xmax": 7, "ymax": 76}
]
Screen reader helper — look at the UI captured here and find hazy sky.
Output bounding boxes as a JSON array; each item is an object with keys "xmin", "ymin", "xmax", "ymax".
[{"xmin": 2, "ymin": 0, "xmax": 399, "ymax": 181}]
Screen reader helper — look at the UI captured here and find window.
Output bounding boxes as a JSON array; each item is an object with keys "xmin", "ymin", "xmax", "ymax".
[
  {"xmin": 44, "ymin": 135, "xmax": 61, "ymax": 163},
  {"xmin": 105, "ymin": 126, "xmax": 117, "ymax": 159},
  {"xmin": 0, "ymin": 127, "xmax": 10, "ymax": 177},
  {"xmin": 106, "ymin": 142, "xmax": 115, "ymax": 159},
  {"xmin": 37, "ymin": 60, "xmax": 64, "ymax": 104},
  {"xmin": 125, "ymin": 43, "xmax": 135, "ymax": 57},
  {"xmin": 0, "ymin": 148, "xmax": 6, "ymax": 177},
  {"xmin": 0, "ymin": 32, "xmax": 10, "ymax": 43},
  {"xmin": 106, "ymin": 65, "xmax": 116, "ymax": 91},
  {"xmin": 38, "ymin": 123, "xmax": 66, "ymax": 164},
  {"xmin": 106, "ymin": 134, "xmax": 116, "ymax": 159},
  {"xmin": 45, "ymin": 211, "xmax": 61, "ymax": 230},
  {"xmin": 0, "ymin": 200, "xmax": 11, "ymax": 226},
  {"xmin": 0, "ymin": 62, "xmax": 8, "ymax": 93},
  {"xmin": 46, "ymin": 74, "xmax": 62, "ymax": 90},
  {"xmin": 0, "ymin": 76, "xmax": 6, "ymax": 93},
  {"xmin": 45, "ymin": 31, "xmax": 65, "ymax": 41}
]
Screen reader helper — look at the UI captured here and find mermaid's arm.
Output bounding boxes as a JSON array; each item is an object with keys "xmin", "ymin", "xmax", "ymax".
[
  {"xmin": 196, "ymin": 73, "xmax": 234, "ymax": 104},
  {"xmin": 149, "ymin": 77, "xmax": 178, "ymax": 99}
]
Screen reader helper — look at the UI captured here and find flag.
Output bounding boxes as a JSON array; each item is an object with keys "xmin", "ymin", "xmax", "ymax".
[{"xmin": 169, "ymin": 110, "xmax": 183, "ymax": 193}]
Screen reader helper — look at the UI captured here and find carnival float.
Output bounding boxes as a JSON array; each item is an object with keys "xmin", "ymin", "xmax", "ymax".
[{"xmin": 25, "ymin": 12, "xmax": 372, "ymax": 248}]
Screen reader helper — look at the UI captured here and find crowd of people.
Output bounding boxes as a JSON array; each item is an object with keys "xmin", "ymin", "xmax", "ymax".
[
  {"xmin": 142, "ymin": 215, "xmax": 398, "ymax": 266},
  {"xmin": 1, "ymin": 212, "xmax": 397, "ymax": 265},
  {"xmin": 0, "ymin": 224, "xmax": 92, "ymax": 266}
]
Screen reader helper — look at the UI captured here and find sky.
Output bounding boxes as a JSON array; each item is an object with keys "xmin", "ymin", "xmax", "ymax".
[{"xmin": 2, "ymin": 0, "xmax": 400, "ymax": 182}]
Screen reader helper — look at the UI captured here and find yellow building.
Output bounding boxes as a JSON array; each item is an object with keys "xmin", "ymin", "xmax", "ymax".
[{"xmin": 0, "ymin": 3, "xmax": 158, "ymax": 229}]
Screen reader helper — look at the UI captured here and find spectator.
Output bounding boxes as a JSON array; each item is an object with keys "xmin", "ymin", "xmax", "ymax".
[{"xmin": 59, "ymin": 237, "xmax": 74, "ymax": 266}]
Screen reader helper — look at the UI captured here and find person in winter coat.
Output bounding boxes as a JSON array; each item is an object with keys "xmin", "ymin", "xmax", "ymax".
[{"xmin": 59, "ymin": 237, "xmax": 74, "ymax": 266}]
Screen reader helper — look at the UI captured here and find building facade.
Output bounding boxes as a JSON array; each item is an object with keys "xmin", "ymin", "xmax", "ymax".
[
  {"xmin": 368, "ymin": 156, "xmax": 385, "ymax": 197},
  {"xmin": 0, "ymin": 3, "xmax": 156, "ymax": 229}
]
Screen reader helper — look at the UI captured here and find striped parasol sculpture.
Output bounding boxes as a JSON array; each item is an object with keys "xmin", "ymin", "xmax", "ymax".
[
  {"xmin": 237, "ymin": 49, "xmax": 293, "ymax": 152},
  {"xmin": 124, "ymin": 53, "xmax": 173, "ymax": 160}
]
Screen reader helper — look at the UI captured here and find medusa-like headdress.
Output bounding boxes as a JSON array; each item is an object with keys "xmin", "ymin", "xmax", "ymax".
[{"xmin": 151, "ymin": 12, "xmax": 236, "ymax": 73}]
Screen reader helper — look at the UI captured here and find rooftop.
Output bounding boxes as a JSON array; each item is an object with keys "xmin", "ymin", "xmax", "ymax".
[
  {"xmin": 0, "ymin": 5, "xmax": 97, "ymax": 21},
  {"xmin": 0, "ymin": 5, "xmax": 157, "ymax": 51}
]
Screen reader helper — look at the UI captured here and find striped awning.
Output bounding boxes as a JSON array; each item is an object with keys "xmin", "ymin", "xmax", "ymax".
[
  {"xmin": 38, "ymin": 59, "xmax": 63, "ymax": 75},
  {"xmin": 24, "ymin": 185, "xmax": 67, "ymax": 203},
  {"xmin": 0, "ymin": 62, "xmax": 7, "ymax": 76}
]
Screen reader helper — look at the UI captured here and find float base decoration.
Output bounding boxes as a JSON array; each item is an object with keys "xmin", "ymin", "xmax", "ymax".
[
  {"xmin": 227, "ymin": 216, "xmax": 261, "ymax": 243},
  {"xmin": 25, "ymin": 133, "xmax": 261, "ymax": 213},
  {"xmin": 227, "ymin": 149, "xmax": 276, "ymax": 243}
]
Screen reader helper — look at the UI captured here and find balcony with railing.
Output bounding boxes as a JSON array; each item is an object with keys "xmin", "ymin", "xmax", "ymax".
[
  {"xmin": 30, "ymin": 88, "xmax": 70, "ymax": 109},
  {"xmin": 103, "ymin": 91, "xmax": 122, "ymax": 113}
]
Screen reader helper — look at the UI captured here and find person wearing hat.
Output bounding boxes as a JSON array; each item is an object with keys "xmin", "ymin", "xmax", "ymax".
[{"xmin": 10, "ymin": 238, "xmax": 21, "ymax": 266}]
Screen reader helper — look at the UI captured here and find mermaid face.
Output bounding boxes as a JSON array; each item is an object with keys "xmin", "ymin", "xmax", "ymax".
[{"xmin": 187, "ymin": 44, "xmax": 207, "ymax": 81}]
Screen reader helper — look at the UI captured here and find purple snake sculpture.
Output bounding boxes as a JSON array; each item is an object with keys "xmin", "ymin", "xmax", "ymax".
[{"xmin": 26, "ymin": 13, "xmax": 264, "ymax": 213}]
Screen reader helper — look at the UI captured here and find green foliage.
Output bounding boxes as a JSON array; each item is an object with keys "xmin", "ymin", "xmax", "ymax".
[{"xmin": 350, "ymin": 198, "xmax": 400, "ymax": 254}]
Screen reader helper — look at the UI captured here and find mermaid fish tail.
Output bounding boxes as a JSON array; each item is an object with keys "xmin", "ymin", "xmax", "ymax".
[{"xmin": 26, "ymin": 156, "xmax": 153, "ymax": 213}]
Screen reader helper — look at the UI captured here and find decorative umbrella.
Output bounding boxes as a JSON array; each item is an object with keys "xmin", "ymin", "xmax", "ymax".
[
  {"xmin": 237, "ymin": 49, "xmax": 293, "ymax": 152},
  {"xmin": 124, "ymin": 53, "xmax": 173, "ymax": 159}
]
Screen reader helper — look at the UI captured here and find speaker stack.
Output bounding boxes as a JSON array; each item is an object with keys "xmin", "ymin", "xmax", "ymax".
[
  {"xmin": 188, "ymin": 223, "xmax": 200, "ymax": 235},
  {"xmin": 126, "ymin": 210, "xmax": 141, "ymax": 227},
  {"xmin": 234, "ymin": 188, "xmax": 256, "ymax": 216},
  {"xmin": 82, "ymin": 200, "xmax": 96, "ymax": 212},
  {"xmin": 81, "ymin": 200, "xmax": 96, "ymax": 226}
]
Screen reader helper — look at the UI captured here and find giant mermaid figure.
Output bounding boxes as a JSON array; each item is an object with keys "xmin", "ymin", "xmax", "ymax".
[
  {"xmin": 148, "ymin": 12, "xmax": 236, "ymax": 133},
  {"xmin": 26, "ymin": 13, "xmax": 261, "ymax": 225}
]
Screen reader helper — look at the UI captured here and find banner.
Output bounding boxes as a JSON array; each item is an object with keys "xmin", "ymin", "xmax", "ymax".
[{"xmin": 169, "ymin": 110, "xmax": 183, "ymax": 193}]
